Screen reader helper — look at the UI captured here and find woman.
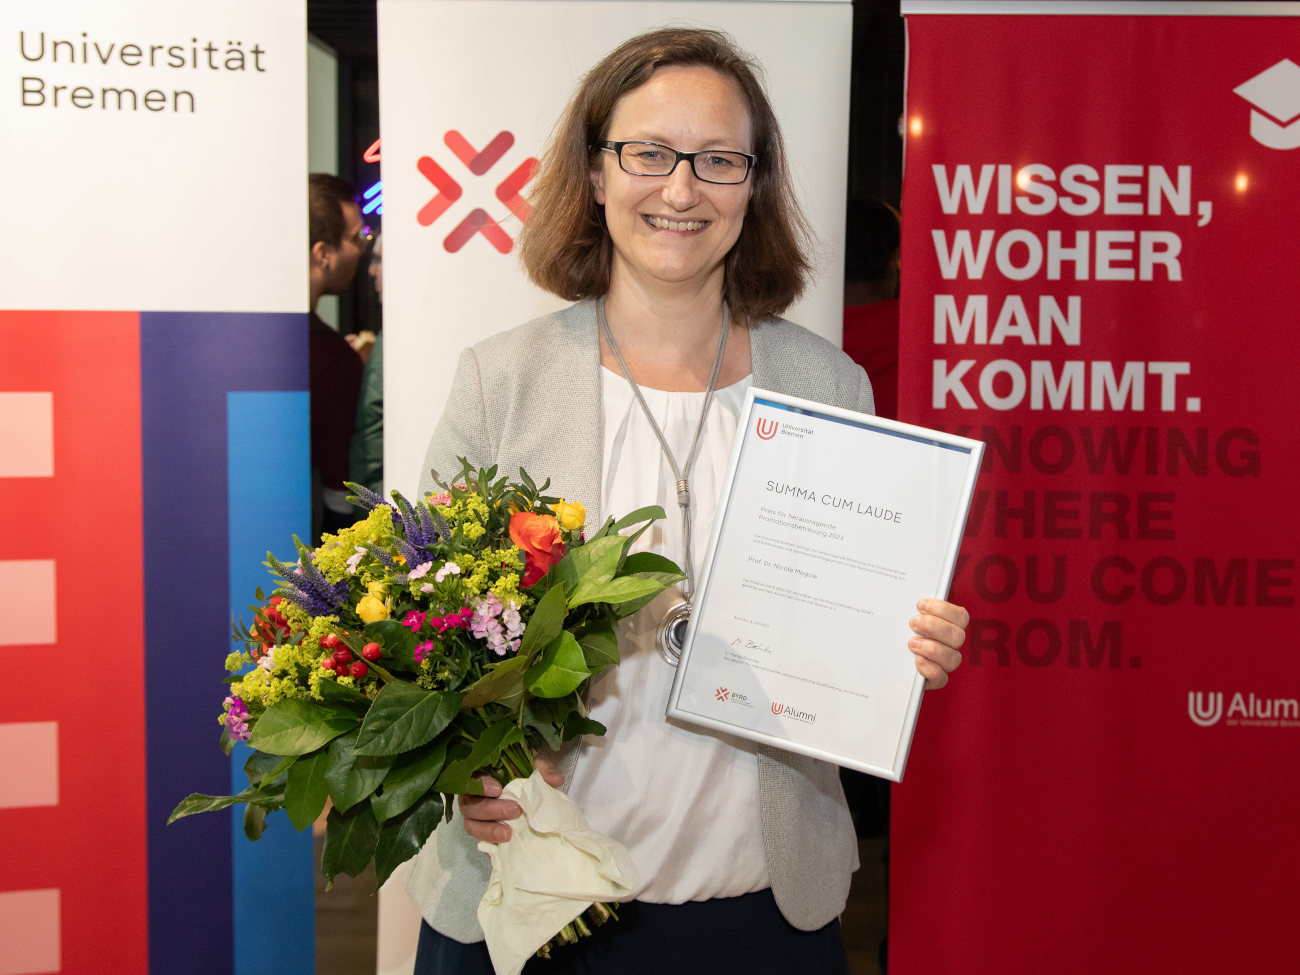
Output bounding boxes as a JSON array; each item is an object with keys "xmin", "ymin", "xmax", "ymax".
[{"xmin": 408, "ymin": 27, "xmax": 968, "ymax": 973}]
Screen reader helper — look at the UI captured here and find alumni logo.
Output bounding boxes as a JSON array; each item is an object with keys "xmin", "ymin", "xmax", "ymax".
[
  {"xmin": 770, "ymin": 701, "xmax": 817, "ymax": 724},
  {"xmin": 1187, "ymin": 691, "xmax": 1223, "ymax": 727},
  {"xmin": 1188, "ymin": 690, "xmax": 1300, "ymax": 728}
]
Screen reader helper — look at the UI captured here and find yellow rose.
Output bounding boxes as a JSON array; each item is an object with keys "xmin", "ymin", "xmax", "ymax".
[
  {"xmin": 356, "ymin": 580, "xmax": 390, "ymax": 622},
  {"xmin": 550, "ymin": 499, "xmax": 586, "ymax": 532},
  {"xmin": 356, "ymin": 594, "xmax": 389, "ymax": 623}
]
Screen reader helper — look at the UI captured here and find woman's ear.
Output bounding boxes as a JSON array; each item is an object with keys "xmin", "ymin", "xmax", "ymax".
[{"xmin": 589, "ymin": 161, "xmax": 607, "ymax": 206}]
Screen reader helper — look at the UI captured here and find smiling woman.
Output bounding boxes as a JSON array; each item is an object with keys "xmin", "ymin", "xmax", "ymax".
[
  {"xmin": 405, "ymin": 26, "xmax": 970, "ymax": 975},
  {"xmin": 589, "ymin": 64, "xmax": 754, "ymax": 310}
]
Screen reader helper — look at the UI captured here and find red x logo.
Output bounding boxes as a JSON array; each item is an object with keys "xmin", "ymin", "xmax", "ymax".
[
  {"xmin": 715, "ymin": 687, "xmax": 730, "ymax": 702},
  {"xmin": 417, "ymin": 130, "xmax": 538, "ymax": 254}
]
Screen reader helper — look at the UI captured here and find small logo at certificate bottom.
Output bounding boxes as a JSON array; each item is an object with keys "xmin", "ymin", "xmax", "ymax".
[
  {"xmin": 771, "ymin": 701, "xmax": 817, "ymax": 724},
  {"xmin": 716, "ymin": 687, "xmax": 754, "ymax": 708}
]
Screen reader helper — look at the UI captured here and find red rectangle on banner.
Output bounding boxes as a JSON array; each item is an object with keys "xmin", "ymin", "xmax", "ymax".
[{"xmin": 0, "ymin": 310, "xmax": 148, "ymax": 974}]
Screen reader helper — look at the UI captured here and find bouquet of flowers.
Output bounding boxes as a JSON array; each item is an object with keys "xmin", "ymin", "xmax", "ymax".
[{"xmin": 170, "ymin": 459, "xmax": 683, "ymax": 973}]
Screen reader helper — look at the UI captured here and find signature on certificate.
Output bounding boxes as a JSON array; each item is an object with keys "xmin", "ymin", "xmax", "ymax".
[{"xmin": 730, "ymin": 636, "xmax": 774, "ymax": 654}]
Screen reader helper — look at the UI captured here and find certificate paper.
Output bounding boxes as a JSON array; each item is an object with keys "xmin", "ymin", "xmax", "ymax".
[{"xmin": 665, "ymin": 389, "xmax": 983, "ymax": 781}]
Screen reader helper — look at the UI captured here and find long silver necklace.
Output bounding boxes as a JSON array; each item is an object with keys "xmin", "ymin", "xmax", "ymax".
[{"xmin": 597, "ymin": 296, "xmax": 730, "ymax": 664}]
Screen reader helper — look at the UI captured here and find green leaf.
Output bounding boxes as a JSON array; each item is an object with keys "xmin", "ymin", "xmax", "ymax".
[
  {"xmin": 167, "ymin": 782, "xmax": 281, "ymax": 825},
  {"xmin": 610, "ymin": 551, "xmax": 687, "ymax": 617},
  {"xmin": 316, "ymin": 676, "xmax": 372, "ymax": 714},
  {"xmin": 432, "ymin": 722, "xmax": 525, "ymax": 795},
  {"xmin": 524, "ymin": 632, "xmax": 590, "ymax": 698},
  {"xmin": 322, "ymin": 803, "xmax": 380, "ymax": 889},
  {"xmin": 564, "ymin": 536, "xmax": 626, "ymax": 588},
  {"xmin": 460, "ymin": 656, "xmax": 528, "ymax": 710},
  {"xmin": 370, "ymin": 739, "xmax": 449, "ymax": 823},
  {"xmin": 374, "ymin": 794, "xmax": 445, "ymax": 888},
  {"xmin": 576, "ymin": 624, "xmax": 619, "ymax": 671},
  {"xmin": 247, "ymin": 697, "xmax": 360, "ymax": 756},
  {"xmin": 562, "ymin": 712, "xmax": 607, "ymax": 741},
  {"xmin": 521, "ymin": 696, "xmax": 567, "ymax": 751},
  {"xmin": 563, "ymin": 535, "xmax": 676, "ymax": 608},
  {"xmin": 620, "ymin": 550, "xmax": 687, "ymax": 581},
  {"xmin": 243, "ymin": 750, "xmax": 294, "ymax": 787},
  {"xmin": 325, "ymin": 733, "xmax": 394, "ymax": 813},
  {"xmin": 548, "ymin": 550, "xmax": 581, "ymax": 595},
  {"xmin": 607, "ymin": 505, "xmax": 667, "ymax": 534},
  {"xmin": 354, "ymin": 683, "xmax": 462, "ymax": 756},
  {"xmin": 244, "ymin": 802, "xmax": 270, "ymax": 841},
  {"xmin": 569, "ymin": 575, "xmax": 665, "ymax": 609},
  {"xmin": 284, "ymin": 750, "xmax": 331, "ymax": 831},
  {"xmin": 517, "ymin": 581, "xmax": 568, "ymax": 660}
]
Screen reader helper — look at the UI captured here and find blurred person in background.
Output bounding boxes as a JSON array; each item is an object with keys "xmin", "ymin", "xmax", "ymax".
[
  {"xmin": 308, "ymin": 173, "xmax": 366, "ymax": 541},
  {"xmin": 349, "ymin": 231, "xmax": 384, "ymax": 497}
]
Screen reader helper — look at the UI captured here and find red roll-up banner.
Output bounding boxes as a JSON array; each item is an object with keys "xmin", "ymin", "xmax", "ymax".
[{"xmin": 893, "ymin": 6, "xmax": 1300, "ymax": 974}]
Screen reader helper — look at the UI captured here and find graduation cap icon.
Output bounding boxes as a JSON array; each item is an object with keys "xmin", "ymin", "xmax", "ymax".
[{"xmin": 1233, "ymin": 59, "xmax": 1300, "ymax": 150}]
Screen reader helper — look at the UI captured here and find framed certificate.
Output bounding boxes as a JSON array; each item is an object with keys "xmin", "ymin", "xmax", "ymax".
[{"xmin": 665, "ymin": 388, "xmax": 983, "ymax": 781}]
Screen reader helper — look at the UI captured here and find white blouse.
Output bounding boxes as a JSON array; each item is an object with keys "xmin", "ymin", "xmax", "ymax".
[{"xmin": 564, "ymin": 368, "xmax": 770, "ymax": 904}]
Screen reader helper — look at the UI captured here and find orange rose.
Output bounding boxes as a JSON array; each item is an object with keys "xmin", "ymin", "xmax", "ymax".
[{"xmin": 509, "ymin": 511, "xmax": 566, "ymax": 587}]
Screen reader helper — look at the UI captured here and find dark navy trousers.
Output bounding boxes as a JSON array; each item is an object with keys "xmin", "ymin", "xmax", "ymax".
[{"xmin": 414, "ymin": 888, "xmax": 850, "ymax": 974}]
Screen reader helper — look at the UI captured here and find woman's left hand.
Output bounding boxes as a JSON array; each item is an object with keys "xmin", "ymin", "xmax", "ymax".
[{"xmin": 909, "ymin": 597, "xmax": 969, "ymax": 690}]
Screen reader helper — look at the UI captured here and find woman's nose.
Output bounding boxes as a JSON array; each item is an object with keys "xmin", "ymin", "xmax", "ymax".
[{"xmin": 661, "ymin": 158, "xmax": 699, "ymax": 210}]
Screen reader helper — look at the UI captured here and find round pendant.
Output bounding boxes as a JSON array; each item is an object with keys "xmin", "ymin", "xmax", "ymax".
[{"xmin": 656, "ymin": 599, "xmax": 691, "ymax": 665}]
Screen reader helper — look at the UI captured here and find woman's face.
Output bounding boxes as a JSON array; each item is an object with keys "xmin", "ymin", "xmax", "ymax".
[{"xmin": 590, "ymin": 65, "xmax": 754, "ymax": 299}]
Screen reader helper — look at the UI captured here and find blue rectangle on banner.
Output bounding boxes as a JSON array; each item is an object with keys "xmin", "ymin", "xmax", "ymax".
[{"xmin": 228, "ymin": 390, "xmax": 313, "ymax": 975}]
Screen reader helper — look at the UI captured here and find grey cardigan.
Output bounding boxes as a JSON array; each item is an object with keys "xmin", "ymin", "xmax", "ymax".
[{"xmin": 407, "ymin": 299, "xmax": 874, "ymax": 941}]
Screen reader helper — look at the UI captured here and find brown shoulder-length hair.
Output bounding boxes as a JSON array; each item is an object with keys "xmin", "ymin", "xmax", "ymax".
[{"xmin": 517, "ymin": 27, "xmax": 813, "ymax": 326}]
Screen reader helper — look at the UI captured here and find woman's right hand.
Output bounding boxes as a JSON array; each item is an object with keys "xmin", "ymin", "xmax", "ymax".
[{"xmin": 458, "ymin": 756, "xmax": 565, "ymax": 844}]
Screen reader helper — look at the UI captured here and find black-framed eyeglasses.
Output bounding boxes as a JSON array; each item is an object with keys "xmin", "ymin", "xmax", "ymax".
[{"xmin": 597, "ymin": 141, "xmax": 756, "ymax": 185}]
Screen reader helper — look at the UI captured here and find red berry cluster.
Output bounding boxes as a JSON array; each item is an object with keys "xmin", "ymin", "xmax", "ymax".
[{"xmin": 318, "ymin": 634, "xmax": 382, "ymax": 680}]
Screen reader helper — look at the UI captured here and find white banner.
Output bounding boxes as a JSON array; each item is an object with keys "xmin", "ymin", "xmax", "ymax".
[
  {"xmin": 1, "ymin": 0, "xmax": 305, "ymax": 313},
  {"xmin": 376, "ymin": 4, "xmax": 853, "ymax": 968}
]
